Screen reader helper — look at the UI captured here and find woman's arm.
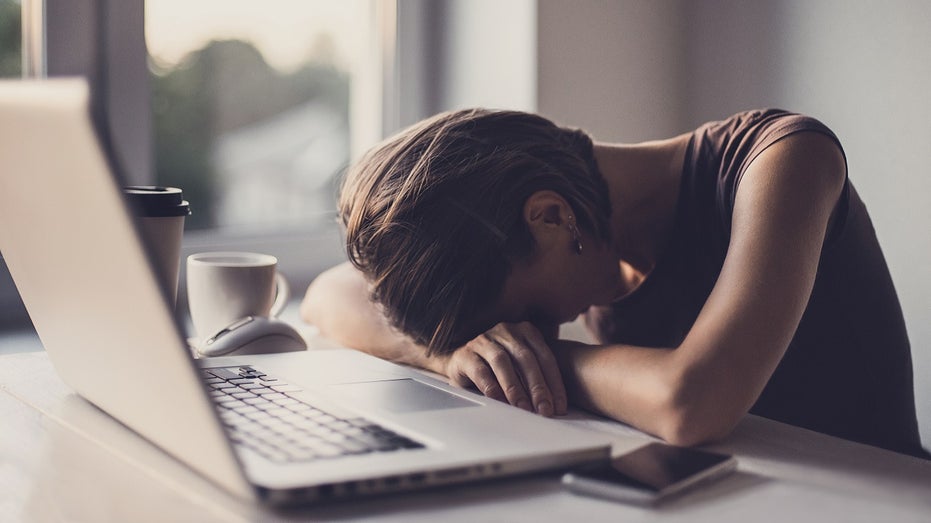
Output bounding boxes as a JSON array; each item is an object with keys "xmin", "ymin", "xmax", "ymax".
[
  {"xmin": 301, "ymin": 262, "xmax": 446, "ymax": 373},
  {"xmin": 556, "ymin": 131, "xmax": 847, "ymax": 445},
  {"xmin": 301, "ymin": 263, "xmax": 568, "ymax": 416}
]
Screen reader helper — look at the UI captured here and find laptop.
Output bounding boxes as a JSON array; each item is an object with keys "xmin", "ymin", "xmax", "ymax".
[{"xmin": 0, "ymin": 79, "xmax": 610, "ymax": 505}]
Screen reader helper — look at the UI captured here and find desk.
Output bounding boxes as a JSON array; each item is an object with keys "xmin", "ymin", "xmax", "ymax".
[{"xmin": 2, "ymin": 334, "xmax": 930, "ymax": 522}]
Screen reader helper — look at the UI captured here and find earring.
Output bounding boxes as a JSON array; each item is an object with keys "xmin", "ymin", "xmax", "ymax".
[{"xmin": 568, "ymin": 216, "xmax": 583, "ymax": 255}]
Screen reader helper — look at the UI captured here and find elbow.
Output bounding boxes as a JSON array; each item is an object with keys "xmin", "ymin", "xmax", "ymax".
[
  {"xmin": 299, "ymin": 279, "xmax": 321, "ymax": 326},
  {"xmin": 299, "ymin": 267, "xmax": 346, "ymax": 333},
  {"xmin": 652, "ymin": 368, "xmax": 741, "ymax": 447},
  {"xmin": 656, "ymin": 412, "xmax": 735, "ymax": 448}
]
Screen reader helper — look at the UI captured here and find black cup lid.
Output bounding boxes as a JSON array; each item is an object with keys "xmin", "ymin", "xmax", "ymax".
[{"xmin": 123, "ymin": 186, "xmax": 191, "ymax": 217}]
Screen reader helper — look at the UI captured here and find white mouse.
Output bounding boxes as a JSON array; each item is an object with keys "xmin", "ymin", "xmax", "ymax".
[{"xmin": 197, "ymin": 316, "xmax": 307, "ymax": 357}]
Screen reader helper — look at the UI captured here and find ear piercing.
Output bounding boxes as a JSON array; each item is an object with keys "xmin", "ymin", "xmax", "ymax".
[{"xmin": 568, "ymin": 215, "xmax": 583, "ymax": 255}]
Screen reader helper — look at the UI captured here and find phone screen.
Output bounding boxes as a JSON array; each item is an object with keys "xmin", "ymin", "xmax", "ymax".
[{"xmin": 581, "ymin": 443, "xmax": 733, "ymax": 493}]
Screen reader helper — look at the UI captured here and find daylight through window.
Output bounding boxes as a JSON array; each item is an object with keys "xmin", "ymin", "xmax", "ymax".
[{"xmin": 145, "ymin": 1, "xmax": 372, "ymax": 233}]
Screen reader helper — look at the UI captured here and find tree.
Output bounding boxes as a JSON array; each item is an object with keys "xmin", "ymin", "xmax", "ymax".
[
  {"xmin": 150, "ymin": 38, "xmax": 349, "ymax": 229},
  {"xmin": 0, "ymin": 0, "xmax": 22, "ymax": 78}
]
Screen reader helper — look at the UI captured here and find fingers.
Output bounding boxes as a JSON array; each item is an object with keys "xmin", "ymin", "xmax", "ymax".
[
  {"xmin": 489, "ymin": 335, "xmax": 551, "ymax": 416},
  {"xmin": 518, "ymin": 327, "xmax": 569, "ymax": 416},
  {"xmin": 499, "ymin": 326, "xmax": 568, "ymax": 416},
  {"xmin": 472, "ymin": 337, "xmax": 534, "ymax": 412},
  {"xmin": 448, "ymin": 350, "xmax": 507, "ymax": 404},
  {"xmin": 447, "ymin": 323, "xmax": 568, "ymax": 417}
]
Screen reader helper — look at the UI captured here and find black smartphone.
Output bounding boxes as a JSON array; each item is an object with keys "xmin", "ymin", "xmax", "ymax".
[{"xmin": 562, "ymin": 442, "xmax": 737, "ymax": 505}]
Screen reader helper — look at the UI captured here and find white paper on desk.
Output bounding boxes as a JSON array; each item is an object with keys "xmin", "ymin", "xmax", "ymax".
[{"xmin": 557, "ymin": 410, "xmax": 653, "ymax": 456}]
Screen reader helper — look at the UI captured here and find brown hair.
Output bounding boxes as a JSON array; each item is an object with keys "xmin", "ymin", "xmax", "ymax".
[{"xmin": 340, "ymin": 108, "xmax": 611, "ymax": 354}]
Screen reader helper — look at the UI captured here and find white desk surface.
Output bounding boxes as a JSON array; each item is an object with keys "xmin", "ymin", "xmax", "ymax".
[{"xmin": 2, "ymin": 333, "xmax": 930, "ymax": 522}]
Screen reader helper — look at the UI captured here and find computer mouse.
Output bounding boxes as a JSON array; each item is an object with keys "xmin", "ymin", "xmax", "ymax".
[{"xmin": 196, "ymin": 316, "xmax": 307, "ymax": 357}]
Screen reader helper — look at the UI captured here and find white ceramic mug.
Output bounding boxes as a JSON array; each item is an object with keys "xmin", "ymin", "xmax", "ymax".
[{"xmin": 186, "ymin": 251, "xmax": 289, "ymax": 340}]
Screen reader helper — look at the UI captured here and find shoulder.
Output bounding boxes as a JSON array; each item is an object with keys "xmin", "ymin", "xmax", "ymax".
[
  {"xmin": 740, "ymin": 131, "xmax": 847, "ymax": 205},
  {"xmin": 733, "ymin": 110, "xmax": 846, "ymax": 195},
  {"xmin": 686, "ymin": 109, "xmax": 847, "ymax": 221},
  {"xmin": 731, "ymin": 130, "xmax": 848, "ymax": 264},
  {"xmin": 695, "ymin": 108, "xmax": 844, "ymax": 161}
]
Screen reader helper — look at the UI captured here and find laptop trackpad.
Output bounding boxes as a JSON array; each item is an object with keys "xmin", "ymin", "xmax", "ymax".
[{"xmin": 331, "ymin": 379, "xmax": 480, "ymax": 413}]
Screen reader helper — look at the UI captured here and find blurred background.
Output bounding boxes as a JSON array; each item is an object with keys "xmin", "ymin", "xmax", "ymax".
[{"xmin": 0, "ymin": 0, "xmax": 928, "ymax": 446}]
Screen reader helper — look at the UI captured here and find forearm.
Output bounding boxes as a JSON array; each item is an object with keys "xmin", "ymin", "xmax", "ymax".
[
  {"xmin": 554, "ymin": 340, "xmax": 688, "ymax": 440},
  {"xmin": 301, "ymin": 263, "xmax": 447, "ymax": 374},
  {"xmin": 556, "ymin": 340, "xmax": 740, "ymax": 447}
]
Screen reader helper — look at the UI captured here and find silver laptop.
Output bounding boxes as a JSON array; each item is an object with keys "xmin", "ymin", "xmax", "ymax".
[{"xmin": 0, "ymin": 79, "xmax": 610, "ymax": 505}]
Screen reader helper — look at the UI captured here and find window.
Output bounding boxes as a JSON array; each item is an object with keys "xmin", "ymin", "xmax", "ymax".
[
  {"xmin": 145, "ymin": 1, "xmax": 383, "ymax": 305},
  {"xmin": 0, "ymin": 0, "xmax": 23, "ymax": 329},
  {"xmin": 145, "ymin": 1, "xmax": 371, "ymax": 234},
  {"xmin": 0, "ymin": 0, "xmax": 20, "ymax": 78},
  {"xmin": 0, "ymin": 0, "xmax": 387, "ymax": 330}
]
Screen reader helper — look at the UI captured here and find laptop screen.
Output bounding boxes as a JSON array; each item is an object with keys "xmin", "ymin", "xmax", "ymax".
[{"xmin": 0, "ymin": 78, "xmax": 254, "ymax": 499}]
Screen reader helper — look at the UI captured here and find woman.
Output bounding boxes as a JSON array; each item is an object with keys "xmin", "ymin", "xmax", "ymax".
[{"xmin": 302, "ymin": 108, "xmax": 927, "ymax": 458}]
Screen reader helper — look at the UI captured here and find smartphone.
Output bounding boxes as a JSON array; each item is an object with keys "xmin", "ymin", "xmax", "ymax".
[{"xmin": 562, "ymin": 442, "xmax": 737, "ymax": 506}]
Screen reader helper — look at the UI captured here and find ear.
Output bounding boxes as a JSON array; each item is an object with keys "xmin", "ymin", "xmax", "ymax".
[{"xmin": 522, "ymin": 190, "xmax": 573, "ymax": 245}]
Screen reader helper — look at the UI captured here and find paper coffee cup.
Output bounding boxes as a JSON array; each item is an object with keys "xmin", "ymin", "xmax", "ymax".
[{"xmin": 124, "ymin": 186, "xmax": 191, "ymax": 306}]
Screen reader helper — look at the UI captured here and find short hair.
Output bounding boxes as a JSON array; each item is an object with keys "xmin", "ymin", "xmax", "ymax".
[{"xmin": 339, "ymin": 108, "xmax": 611, "ymax": 354}]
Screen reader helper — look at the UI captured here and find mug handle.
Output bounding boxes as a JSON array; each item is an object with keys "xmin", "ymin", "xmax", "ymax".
[{"xmin": 270, "ymin": 273, "xmax": 290, "ymax": 318}]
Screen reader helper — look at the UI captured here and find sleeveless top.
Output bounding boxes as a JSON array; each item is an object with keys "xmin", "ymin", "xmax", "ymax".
[{"xmin": 584, "ymin": 109, "xmax": 927, "ymax": 458}]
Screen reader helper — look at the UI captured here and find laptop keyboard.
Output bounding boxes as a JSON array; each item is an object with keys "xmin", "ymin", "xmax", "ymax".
[{"xmin": 202, "ymin": 366, "xmax": 425, "ymax": 463}]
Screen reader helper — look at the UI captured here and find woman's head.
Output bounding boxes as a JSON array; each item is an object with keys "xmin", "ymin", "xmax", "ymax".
[{"xmin": 339, "ymin": 108, "xmax": 612, "ymax": 354}]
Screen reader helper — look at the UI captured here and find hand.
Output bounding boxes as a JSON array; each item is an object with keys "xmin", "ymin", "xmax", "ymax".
[{"xmin": 442, "ymin": 322, "xmax": 568, "ymax": 417}]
